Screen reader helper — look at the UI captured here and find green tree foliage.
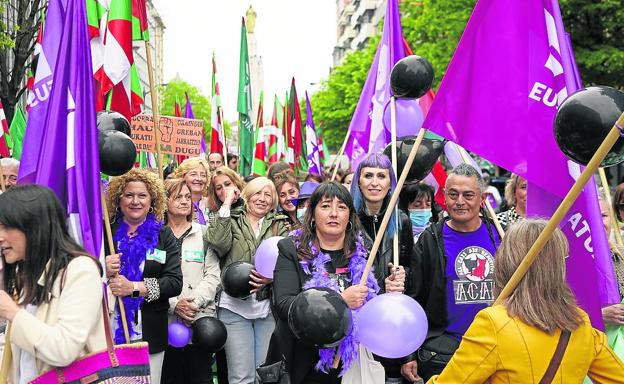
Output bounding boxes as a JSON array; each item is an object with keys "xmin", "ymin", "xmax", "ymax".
[
  {"xmin": 159, "ymin": 79, "xmax": 212, "ymax": 143},
  {"xmin": 560, "ymin": 0, "xmax": 624, "ymax": 89},
  {"xmin": 0, "ymin": 0, "xmax": 16, "ymax": 50},
  {"xmin": 312, "ymin": 0, "xmax": 624, "ymax": 151}
]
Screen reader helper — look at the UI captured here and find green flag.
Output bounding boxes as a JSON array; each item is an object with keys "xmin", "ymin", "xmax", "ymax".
[
  {"xmin": 237, "ymin": 17, "xmax": 254, "ymax": 176},
  {"xmin": 8, "ymin": 104, "xmax": 26, "ymax": 160}
]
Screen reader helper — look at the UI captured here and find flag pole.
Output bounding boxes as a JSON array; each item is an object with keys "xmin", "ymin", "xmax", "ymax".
[
  {"xmin": 101, "ymin": 186, "xmax": 131, "ymax": 343},
  {"xmin": 360, "ymin": 127, "xmax": 427, "ymax": 285},
  {"xmin": 0, "ymin": 324, "xmax": 11, "ymax": 383},
  {"xmin": 495, "ymin": 113, "xmax": 624, "ymax": 304},
  {"xmin": 390, "ymin": 97, "xmax": 400, "ymax": 267},
  {"xmin": 219, "ymin": 107, "xmax": 228, "ymax": 161},
  {"xmin": 330, "ymin": 126, "xmax": 351, "ymax": 181},
  {"xmin": 453, "ymin": 143, "xmax": 505, "ymax": 238},
  {"xmin": 144, "ymin": 42, "xmax": 164, "ymax": 180},
  {"xmin": 598, "ymin": 167, "xmax": 623, "ymax": 247}
]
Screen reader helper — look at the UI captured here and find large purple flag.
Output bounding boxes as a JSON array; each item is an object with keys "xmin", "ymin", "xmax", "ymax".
[
  {"xmin": 18, "ymin": 0, "xmax": 103, "ymax": 259},
  {"xmin": 424, "ymin": 0, "xmax": 618, "ymax": 327},
  {"xmin": 344, "ymin": 0, "xmax": 406, "ymax": 169},
  {"xmin": 304, "ymin": 91, "xmax": 322, "ymax": 175}
]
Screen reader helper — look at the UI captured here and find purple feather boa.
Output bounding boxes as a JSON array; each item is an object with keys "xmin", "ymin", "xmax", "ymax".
[
  {"xmin": 291, "ymin": 228, "xmax": 379, "ymax": 375},
  {"xmin": 113, "ymin": 213, "xmax": 162, "ymax": 344}
]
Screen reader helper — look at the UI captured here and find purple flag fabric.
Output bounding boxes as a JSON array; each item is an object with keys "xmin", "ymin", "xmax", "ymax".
[
  {"xmin": 344, "ymin": 0, "xmax": 406, "ymax": 170},
  {"xmin": 305, "ymin": 91, "xmax": 322, "ymax": 175},
  {"xmin": 18, "ymin": 0, "xmax": 103, "ymax": 259},
  {"xmin": 185, "ymin": 91, "xmax": 206, "ymax": 156},
  {"xmin": 424, "ymin": 0, "xmax": 618, "ymax": 327}
]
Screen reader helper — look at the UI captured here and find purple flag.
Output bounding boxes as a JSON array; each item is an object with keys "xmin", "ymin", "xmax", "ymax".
[
  {"xmin": 305, "ymin": 91, "xmax": 322, "ymax": 175},
  {"xmin": 185, "ymin": 91, "xmax": 206, "ymax": 156},
  {"xmin": 345, "ymin": 0, "xmax": 406, "ymax": 169},
  {"xmin": 18, "ymin": 0, "xmax": 103, "ymax": 259},
  {"xmin": 424, "ymin": 0, "xmax": 618, "ymax": 327}
]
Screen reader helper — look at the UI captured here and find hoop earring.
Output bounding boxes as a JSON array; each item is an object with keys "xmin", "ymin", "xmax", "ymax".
[
  {"xmin": 311, "ymin": 219, "xmax": 316, "ymax": 229},
  {"xmin": 149, "ymin": 206, "xmax": 155, "ymax": 214},
  {"xmin": 347, "ymin": 221, "xmax": 353, "ymax": 231}
]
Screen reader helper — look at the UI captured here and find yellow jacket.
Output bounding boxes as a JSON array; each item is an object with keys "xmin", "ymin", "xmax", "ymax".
[
  {"xmin": 428, "ymin": 305, "xmax": 624, "ymax": 384},
  {"xmin": 5, "ymin": 256, "xmax": 107, "ymax": 383}
]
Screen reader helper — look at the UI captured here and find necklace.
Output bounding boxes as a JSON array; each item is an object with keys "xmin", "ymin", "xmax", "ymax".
[{"xmin": 291, "ymin": 228, "xmax": 380, "ymax": 376}]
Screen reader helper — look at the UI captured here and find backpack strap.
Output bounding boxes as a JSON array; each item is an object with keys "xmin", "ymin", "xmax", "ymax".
[{"xmin": 539, "ymin": 330, "xmax": 571, "ymax": 384}]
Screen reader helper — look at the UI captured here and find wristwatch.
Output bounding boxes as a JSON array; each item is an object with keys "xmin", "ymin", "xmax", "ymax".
[{"xmin": 132, "ymin": 282, "xmax": 140, "ymax": 298}]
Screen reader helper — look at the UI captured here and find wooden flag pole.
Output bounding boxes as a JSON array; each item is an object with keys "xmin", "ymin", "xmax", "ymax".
[
  {"xmin": 360, "ymin": 127, "xmax": 427, "ymax": 286},
  {"xmin": 494, "ymin": 113, "xmax": 624, "ymax": 304},
  {"xmin": 145, "ymin": 42, "xmax": 164, "ymax": 180},
  {"xmin": 454, "ymin": 143, "xmax": 505, "ymax": 239},
  {"xmin": 219, "ymin": 107, "xmax": 228, "ymax": 162},
  {"xmin": 390, "ymin": 97, "xmax": 400, "ymax": 267},
  {"xmin": 331, "ymin": 126, "xmax": 352, "ymax": 181},
  {"xmin": 101, "ymin": 187, "xmax": 131, "ymax": 343},
  {"xmin": 0, "ymin": 323, "xmax": 11, "ymax": 383},
  {"xmin": 598, "ymin": 167, "xmax": 624, "ymax": 247}
]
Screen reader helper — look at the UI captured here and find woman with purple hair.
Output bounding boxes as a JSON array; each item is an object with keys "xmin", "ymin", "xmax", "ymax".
[{"xmin": 351, "ymin": 153, "xmax": 414, "ymax": 383}]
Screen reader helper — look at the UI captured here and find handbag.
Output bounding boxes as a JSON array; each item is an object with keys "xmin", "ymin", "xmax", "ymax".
[
  {"xmin": 341, "ymin": 345, "xmax": 385, "ymax": 384},
  {"xmin": 256, "ymin": 360, "xmax": 290, "ymax": 384},
  {"xmin": 29, "ymin": 283, "xmax": 151, "ymax": 383},
  {"xmin": 415, "ymin": 333, "xmax": 460, "ymax": 380}
]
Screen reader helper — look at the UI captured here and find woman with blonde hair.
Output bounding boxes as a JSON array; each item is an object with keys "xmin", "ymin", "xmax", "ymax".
[
  {"xmin": 428, "ymin": 219, "xmax": 624, "ymax": 383},
  {"xmin": 105, "ymin": 168, "xmax": 182, "ymax": 383},
  {"xmin": 206, "ymin": 176, "xmax": 289, "ymax": 383},
  {"xmin": 175, "ymin": 157, "xmax": 211, "ymax": 224}
]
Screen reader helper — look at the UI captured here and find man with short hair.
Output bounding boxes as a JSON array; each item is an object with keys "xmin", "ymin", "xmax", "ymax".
[
  {"xmin": 227, "ymin": 153, "xmax": 239, "ymax": 171},
  {"xmin": 0, "ymin": 158, "xmax": 19, "ymax": 188},
  {"xmin": 207, "ymin": 152, "xmax": 224, "ymax": 171},
  {"xmin": 402, "ymin": 163, "xmax": 500, "ymax": 382}
]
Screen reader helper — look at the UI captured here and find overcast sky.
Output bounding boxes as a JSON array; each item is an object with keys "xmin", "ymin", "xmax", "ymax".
[{"xmin": 151, "ymin": 0, "xmax": 337, "ymax": 122}]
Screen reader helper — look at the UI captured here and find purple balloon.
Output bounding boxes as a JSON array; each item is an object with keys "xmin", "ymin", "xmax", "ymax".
[
  {"xmin": 356, "ymin": 293, "xmax": 428, "ymax": 358},
  {"xmin": 254, "ymin": 236, "xmax": 285, "ymax": 279},
  {"xmin": 168, "ymin": 322, "xmax": 191, "ymax": 348},
  {"xmin": 382, "ymin": 98, "xmax": 425, "ymax": 137}
]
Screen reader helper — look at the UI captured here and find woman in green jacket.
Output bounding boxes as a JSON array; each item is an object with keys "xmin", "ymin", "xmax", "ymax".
[{"xmin": 206, "ymin": 174, "xmax": 288, "ymax": 383}]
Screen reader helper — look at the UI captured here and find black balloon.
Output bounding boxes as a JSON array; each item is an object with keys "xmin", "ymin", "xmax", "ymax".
[
  {"xmin": 97, "ymin": 110, "xmax": 132, "ymax": 137},
  {"xmin": 554, "ymin": 86, "xmax": 624, "ymax": 167},
  {"xmin": 192, "ymin": 317, "xmax": 228, "ymax": 353},
  {"xmin": 390, "ymin": 55, "xmax": 434, "ymax": 99},
  {"xmin": 288, "ymin": 288, "xmax": 352, "ymax": 348},
  {"xmin": 221, "ymin": 261, "xmax": 254, "ymax": 299},
  {"xmin": 383, "ymin": 137, "xmax": 444, "ymax": 181},
  {"xmin": 98, "ymin": 130, "xmax": 137, "ymax": 176}
]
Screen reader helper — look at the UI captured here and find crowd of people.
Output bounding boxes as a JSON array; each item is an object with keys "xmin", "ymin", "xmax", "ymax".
[{"xmin": 0, "ymin": 152, "xmax": 623, "ymax": 383}]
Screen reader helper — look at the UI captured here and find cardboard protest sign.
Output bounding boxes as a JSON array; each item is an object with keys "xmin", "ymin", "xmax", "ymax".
[{"xmin": 131, "ymin": 114, "xmax": 204, "ymax": 157}]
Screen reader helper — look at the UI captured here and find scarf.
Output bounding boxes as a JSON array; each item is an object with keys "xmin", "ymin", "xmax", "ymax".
[
  {"xmin": 291, "ymin": 228, "xmax": 380, "ymax": 376},
  {"xmin": 113, "ymin": 213, "xmax": 162, "ymax": 344}
]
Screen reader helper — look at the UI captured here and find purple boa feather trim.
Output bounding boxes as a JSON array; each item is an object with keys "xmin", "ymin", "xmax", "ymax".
[
  {"xmin": 113, "ymin": 213, "xmax": 162, "ymax": 344},
  {"xmin": 292, "ymin": 228, "xmax": 379, "ymax": 376}
]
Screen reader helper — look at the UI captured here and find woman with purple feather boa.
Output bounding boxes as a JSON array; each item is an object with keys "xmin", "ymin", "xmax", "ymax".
[
  {"xmin": 266, "ymin": 182, "xmax": 406, "ymax": 383},
  {"xmin": 104, "ymin": 169, "xmax": 182, "ymax": 384}
]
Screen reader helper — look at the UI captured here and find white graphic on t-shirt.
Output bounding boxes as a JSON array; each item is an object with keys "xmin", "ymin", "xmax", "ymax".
[{"xmin": 453, "ymin": 246, "xmax": 495, "ymax": 304}]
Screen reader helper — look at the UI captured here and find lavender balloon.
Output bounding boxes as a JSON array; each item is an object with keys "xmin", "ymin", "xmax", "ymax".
[
  {"xmin": 382, "ymin": 98, "xmax": 425, "ymax": 137},
  {"xmin": 254, "ymin": 236, "xmax": 285, "ymax": 279},
  {"xmin": 356, "ymin": 293, "xmax": 428, "ymax": 358},
  {"xmin": 168, "ymin": 322, "xmax": 191, "ymax": 348}
]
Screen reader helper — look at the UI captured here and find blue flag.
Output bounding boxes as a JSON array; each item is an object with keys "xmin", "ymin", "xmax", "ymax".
[{"xmin": 19, "ymin": 0, "xmax": 103, "ymax": 259}]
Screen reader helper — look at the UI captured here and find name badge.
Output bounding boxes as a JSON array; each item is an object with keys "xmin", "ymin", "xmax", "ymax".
[
  {"xmin": 147, "ymin": 249, "xmax": 167, "ymax": 264},
  {"xmin": 183, "ymin": 250, "xmax": 204, "ymax": 263}
]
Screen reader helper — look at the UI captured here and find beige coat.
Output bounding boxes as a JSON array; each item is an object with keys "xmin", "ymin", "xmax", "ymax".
[
  {"xmin": 5, "ymin": 256, "xmax": 107, "ymax": 382},
  {"xmin": 169, "ymin": 223, "xmax": 221, "ymax": 319}
]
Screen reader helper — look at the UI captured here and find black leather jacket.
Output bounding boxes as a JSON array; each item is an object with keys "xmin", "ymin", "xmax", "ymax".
[{"xmin": 358, "ymin": 198, "xmax": 414, "ymax": 292}]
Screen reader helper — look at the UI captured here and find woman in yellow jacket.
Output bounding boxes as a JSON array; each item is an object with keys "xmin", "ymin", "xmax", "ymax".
[{"xmin": 428, "ymin": 219, "xmax": 624, "ymax": 384}]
